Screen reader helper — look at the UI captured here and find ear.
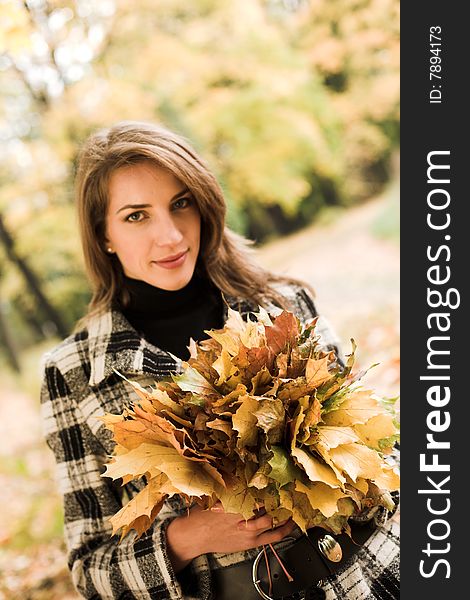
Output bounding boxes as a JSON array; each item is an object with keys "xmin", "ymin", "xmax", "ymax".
[{"xmin": 102, "ymin": 229, "xmax": 112, "ymax": 252}]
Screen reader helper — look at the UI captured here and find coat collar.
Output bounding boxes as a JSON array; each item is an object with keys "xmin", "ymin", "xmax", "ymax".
[{"xmin": 86, "ymin": 294, "xmax": 261, "ymax": 388}]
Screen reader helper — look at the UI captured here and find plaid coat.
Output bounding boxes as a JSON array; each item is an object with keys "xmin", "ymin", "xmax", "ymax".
[{"xmin": 40, "ymin": 283, "xmax": 399, "ymax": 599}]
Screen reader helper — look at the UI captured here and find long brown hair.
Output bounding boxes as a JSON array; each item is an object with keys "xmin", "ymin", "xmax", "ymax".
[{"xmin": 74, "ymin": 120, "xmax": 312, "ymax": 331}]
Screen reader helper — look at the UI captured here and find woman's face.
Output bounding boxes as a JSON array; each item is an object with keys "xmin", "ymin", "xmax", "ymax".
[{"xmin": 105, "ymin": 162, "xmax": 201, "ymax": 291}]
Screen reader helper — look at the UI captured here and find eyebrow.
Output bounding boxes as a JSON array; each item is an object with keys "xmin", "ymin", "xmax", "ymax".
[{"xmin": 115, "ymin": 187, "xmax": 190, "ymax": 215}]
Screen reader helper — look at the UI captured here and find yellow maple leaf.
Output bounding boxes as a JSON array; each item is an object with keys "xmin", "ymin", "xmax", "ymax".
[
  {"xmin": 328, "ymin": 443, "xmax": 384, "ymax": 482},
  {"xmin": 289, "ymin": 396, "xmax": 308, "ymax": 449},
  {"xmin": 212, "ymin": 348, "xmax": 238, "ymax": 385},
  {"xmin": 353, "ymin": 414, "xmax": 398, "ymax": 450},
  {"xmin": 232, "ymin": 395, "xmax": 259, "ymax": 447},
  {"xmin": 305, "ymin": 357, "xmax": 331, "ymax": 388},
  {"xmin": 109, "ymin": 473, "xmax": 177, "ymax": 541},
  {"xmin": 312, "ymin": 441, "xmax": 348, "ymax": 484},
  {"xmin": 279, "ymin": 488, "xmax": 315, "ymax": 532},
  {"xmin": 295, "ymin": 480, "xmax": 348, "ymax": 518},
  {"xmin": 373, "ymin": 465, "xmax": 400, "ymax": 491},
  {"xmin": 218, "ymin": 479, "xmax": 258, "ymax": 521},
  {"xmin": 291, "ymin": 447, "xmax": 342, "ymax": 488},
  {"xmin": 104, "ymin": 443, "xmax": 220, "ymax": 497},
  {"xmin": 322, "ymin": 390, "xmax": 383, "ymax": 426},
  {"xmin": 317, "ymin": 426, "xmax": 360, "ymax": 449}
]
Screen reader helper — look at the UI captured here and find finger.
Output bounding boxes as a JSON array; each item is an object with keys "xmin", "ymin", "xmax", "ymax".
[
  {"xmin": 237, "ymin": 514, "xmax": 273, "ymax": 532},
  {"xmin": 272, "ymin": 518, "xmax": 290, "ymax": 528},
  {"xmin": 257, "ymin": 519, "xmax": 296, "ymax": 545}
]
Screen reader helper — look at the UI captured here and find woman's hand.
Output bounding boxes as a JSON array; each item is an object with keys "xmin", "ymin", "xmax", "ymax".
[{"xmin": 166, "ymin": 502, "xmax": 296, "ymax": 573}]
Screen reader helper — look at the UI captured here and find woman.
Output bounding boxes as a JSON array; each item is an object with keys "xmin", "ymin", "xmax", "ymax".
[{"xmin": 40, "ymin": 120, "xmax": 399, "ymax": 599}]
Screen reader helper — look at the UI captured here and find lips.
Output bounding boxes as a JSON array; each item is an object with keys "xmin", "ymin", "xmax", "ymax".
[
  {"xmin": 153, "ymin": 249, "xmax": 189, "ymax": 269},
  {"xmin": 156, "ymin": 250, "xmax": 187, "ymax": 263}
]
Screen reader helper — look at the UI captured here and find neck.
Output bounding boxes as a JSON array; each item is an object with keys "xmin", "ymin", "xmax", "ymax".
[
  {"xmin": 122, "ymin": 272, "xmax": 208, "ymax": 317},
  {"xmin": 119, "ymin": 272, "xmax": 224, "ymax": 360}
]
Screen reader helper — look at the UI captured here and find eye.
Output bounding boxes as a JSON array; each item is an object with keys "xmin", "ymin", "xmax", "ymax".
[
  {"xmin": 125, "ymin": 211, "xmax": 145, "ymax": 222},
  {"xmin": 172, "ymin": 196, "xmax": 192, "ymax": 210}
]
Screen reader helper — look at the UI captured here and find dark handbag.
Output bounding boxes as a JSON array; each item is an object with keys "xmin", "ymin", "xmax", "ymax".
[{"xmin": 211, "ymin": 519, "xmax": 378, "ymax": 600}]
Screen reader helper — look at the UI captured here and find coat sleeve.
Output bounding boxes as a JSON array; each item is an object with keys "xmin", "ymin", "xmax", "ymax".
[{"xmin": 40, "ymin": 357, "xmax": 212, "ymax": 600}]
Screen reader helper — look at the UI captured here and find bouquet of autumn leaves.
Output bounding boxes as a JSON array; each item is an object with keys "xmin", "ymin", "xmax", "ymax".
[{"xmin": 101, "ymin": 307, "xmax": 400, "ymax": 542}]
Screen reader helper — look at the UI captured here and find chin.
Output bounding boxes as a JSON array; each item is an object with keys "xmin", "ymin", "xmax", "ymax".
[{"xmin": 154, "ymin": 270, "xmax": 194, "ymax": 292}]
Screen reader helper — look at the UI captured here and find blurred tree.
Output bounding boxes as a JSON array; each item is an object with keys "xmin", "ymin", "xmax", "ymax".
[
  {"xmin": 295, "ymin": 0, "xmax": 400, "ymax": 198},
  {"xmin": 0, "ymin": 212, "xmax": 68, "ymax": 337},
  {"xmin": 0, "ymin": 270, "xmax": 20, "ymax": 371}
]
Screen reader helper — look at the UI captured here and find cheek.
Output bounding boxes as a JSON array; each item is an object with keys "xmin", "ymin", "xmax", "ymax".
[{"xmin": 192, "ymin": 211, "xmax": 202, "ymax": 244}]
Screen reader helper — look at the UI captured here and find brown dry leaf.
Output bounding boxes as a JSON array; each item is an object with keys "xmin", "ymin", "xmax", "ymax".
[
  {"xmin": 265, "ymin": 310, "xmax": 299, "ymax": 355},
  {"xmin": 103, "ymin": 444, "xmax": 165, "ymax": 481},
  {"xmin": 286, "ymin": 346, "xmax": 308, "ymax": 378},
  {"xmin": 278, "ymin": 379, "xmax": 312, "ymax": 402},
  {"xmin": 291, "ymin": 447, "xmax": 342, "ymax": 488},
  {"xmin": 304, "ymin": 396, "xmax": 322, "ymax": 429},
  {"xmin": 298, "ymin": 396, "xmax": 322, "ymax": 442},
  {"xmin": 146, "ymin": 388, "xmax": 186, "ymax": 417},
  {"xmin": 234, "ymin": 345, "xmax": 273, "ymax": 380},
  {"xmin": 211, "ymin": 383, "xmax": 248, "ymax": 411},
  {"xmin": 206, "ymin": 418, "xmax": 233, "ymax": 437},
  {"xmin": 254, "ymin": 398, "xmax": 285, "ymax": 444},
  {"xmin": 322, "ymin": 390, "xmax": 382, "ymax": 426},
  {"xmin": 328, "ymin": 443, "xmax": 384, "ymax": 482},
  {"xmin": 295, "ymin": 480, "xmax": 348, "ymax": 518},
  {"xmin": 276, "ymin": 353, "xmax": 288, "ymax": 377},
  {"xmin": 112, "ymin": 496, "xmax": 166, "ymax": 542},
  {"xmin": 232, "ymin": 395, "xmax": 259, "ymax": 447},
  {"xmin": 269, "ymin": 506, "xmax": 295, "ymax": 526},
  {"xmin": 251, "ymin": 367, "xmax": 273, "ymax": 395},
  {"xmin": 305, "ymin": 357, "xmax": 331, "ymax": 388},
  {"xmin": 113, "ymin": 419, "xmax": 164, "ymax": 450},
  {"xmin": 188, "ymin": 337, "xmax": 198, "ymax": 359}
]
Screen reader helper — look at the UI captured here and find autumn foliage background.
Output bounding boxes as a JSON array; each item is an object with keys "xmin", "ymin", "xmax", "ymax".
[{"xmin": 0, "ymin": 1, "xmax": 399, "ymax": 597}]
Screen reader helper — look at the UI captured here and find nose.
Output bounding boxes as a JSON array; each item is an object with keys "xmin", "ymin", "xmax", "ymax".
[{"xmin": 153, "ymin": 214, "xmax": 184, "ymax": 247}]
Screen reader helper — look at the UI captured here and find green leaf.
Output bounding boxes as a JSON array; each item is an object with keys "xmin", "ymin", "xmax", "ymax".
[
  {"xmin": 268, "ymin": 446, "xmax": 302, "ymax": 487},
  {"xmin": 172, "ymin": 366, "xmax": 216, "ymax": 395}
]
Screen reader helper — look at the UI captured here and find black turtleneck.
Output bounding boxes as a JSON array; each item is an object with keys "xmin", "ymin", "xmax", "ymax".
[{"xmin": 120, "ymin": 273, "xmax": 225, "ymax": 361}]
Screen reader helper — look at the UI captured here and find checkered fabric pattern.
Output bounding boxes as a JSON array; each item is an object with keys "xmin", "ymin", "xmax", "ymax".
[{"xmin": 40, "ymin": 284, "xmax": 399, "ymax": 599}]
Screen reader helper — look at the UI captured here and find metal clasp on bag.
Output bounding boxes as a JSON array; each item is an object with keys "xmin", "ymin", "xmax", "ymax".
[
  {"xmin": 252, "ymin": 548, "xmax": 326, "ymax": 599},
  {"xmin": 252, "ymin": 549, "xmax": 276, "ymax": 600},
  {"xmin": 317, "ymin": 534, "xmax": 342, "ymax": 563}
]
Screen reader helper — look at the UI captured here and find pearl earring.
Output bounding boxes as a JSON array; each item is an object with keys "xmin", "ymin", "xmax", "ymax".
[{"xmin": 107, "ymin": 247, "xmax": 113, "ymax": 253}]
